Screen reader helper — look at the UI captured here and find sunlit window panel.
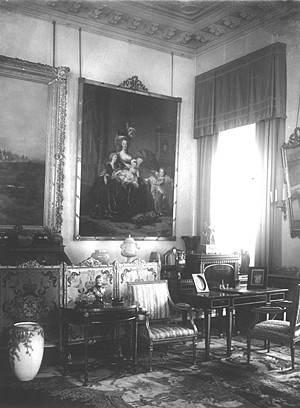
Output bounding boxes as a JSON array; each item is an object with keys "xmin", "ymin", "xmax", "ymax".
[{"xmin": 211, "ymin": 124, "xmax": 260, "ymax": 264}]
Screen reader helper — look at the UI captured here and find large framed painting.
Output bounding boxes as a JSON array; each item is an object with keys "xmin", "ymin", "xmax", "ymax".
[
  {"xmin": 74, "ymin": 77, "xmax": 181, "ymax": 240},
  {"xmin": 0, "ymin": 55, "xmax": 69, "ymax": 236}
]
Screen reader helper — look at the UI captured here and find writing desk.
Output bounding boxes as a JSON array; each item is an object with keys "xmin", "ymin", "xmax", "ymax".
[
  {"xmin": 181, "ymin": 287, "xmax": 288, "ymax": 361},
  {"xmin": 61, "ymin": 302, "xmax": 138, "ymax": 385}
]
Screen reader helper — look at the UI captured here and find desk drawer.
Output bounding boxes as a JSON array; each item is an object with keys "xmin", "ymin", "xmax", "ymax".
[
  {"xmin": 211, "ymin": 298, "xmax": 231, "ymax": 308},
  {"xmin": 233, "ymin": 294, "xmax": 267, "ymax": 306},
  {"xmin": 88, "ymin": 310, "xmax": 137, "ymax": 323},
  {"xmin": 64, "ymin": 308, "xmax": 137, "ymax": 325},
  {"xmin": 269, "ymin": 293, "xmax": 285, "ymax": 302}
]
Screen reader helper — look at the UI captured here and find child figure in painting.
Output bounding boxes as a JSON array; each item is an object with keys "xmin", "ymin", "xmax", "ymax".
[
  {"xmin": 114, "ymin": 158, "xmax": 142, "ymax": 188},
  {"xmin": 146, "ymin": 167, "xmax": 172, "ymax": 215}
]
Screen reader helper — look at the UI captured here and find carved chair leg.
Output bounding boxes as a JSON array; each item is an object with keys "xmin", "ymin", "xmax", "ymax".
[
  {"xmin": 193, "ymin": 338, "xmax": 197, "ymax": 365},
  {"xmin": 149, "ymin": 344, "xmax": 154, "ymax": 372},
  {"xmin": 217, "ymin": 309, "xmax": 224, "ymax": 338},
  {"xmin": 264, "ymin": 340, "xmax": 270, "ymax": 351},
  {"xmin": 196, "ymin": 318, "xmax": 204, "ymax": 339},
  {"xmin": 246, "ymin": 336, "xmax": 251, "ymax": 363},
  {"xmin": 291, "ymin": 343, "xmax": 295, "ymax": 370}
]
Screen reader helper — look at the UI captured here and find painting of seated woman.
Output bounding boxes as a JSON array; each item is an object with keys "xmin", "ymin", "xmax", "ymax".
[{"xmin": 77, "ymin": 79, "xmax": 180, "ymax": 239}]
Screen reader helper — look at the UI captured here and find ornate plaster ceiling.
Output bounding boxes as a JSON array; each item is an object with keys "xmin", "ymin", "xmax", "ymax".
[{"xmin": 1, "ymin": 0, "xmax": 299, "ymax": 57}]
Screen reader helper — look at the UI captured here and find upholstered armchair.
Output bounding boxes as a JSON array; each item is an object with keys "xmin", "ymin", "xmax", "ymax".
[
  {"xmin": 128, "ymin": 280, "xmax": 198, "ymax": 372},
  {"xmin": 247, "ymin": 284, "xmax": 300, "ymax": 369}
]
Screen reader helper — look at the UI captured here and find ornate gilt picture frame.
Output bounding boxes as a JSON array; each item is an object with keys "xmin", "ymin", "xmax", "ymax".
[
  {"xmin": 74, "ymin": 76, "xmax": 181, "ymax": 240},
  {"xmin": 0, "ymin": 55, "xmax": 69, "ymax": 235}
]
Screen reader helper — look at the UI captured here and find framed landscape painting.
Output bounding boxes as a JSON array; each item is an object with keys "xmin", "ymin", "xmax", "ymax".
[
  {"xmin": 0, "ymin": 76, "xmax": 46, "ymax": 226},
  {"xmin": 0, "ymin": 55, "xmax": 68, "ymax": 234},
  {"xmin": 74, "ymin": 77, "xmax": 181, "ymax": 240}
]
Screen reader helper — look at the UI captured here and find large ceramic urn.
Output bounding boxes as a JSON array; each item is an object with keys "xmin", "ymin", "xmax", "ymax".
[{"xmin": 9, "ymin": 322, "xmax": 44, "ymax": 381}]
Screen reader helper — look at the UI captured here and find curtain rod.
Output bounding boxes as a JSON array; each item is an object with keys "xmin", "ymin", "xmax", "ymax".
[
  {"xmin": 79, "ymin": 28, "xmax": 82, "ymax": 78},
  {"xmin": 296, "ymin": 91, "xmax": 300, "ymax": 128},
  {"xmin": 52, "ymin": 21, "xmax": 56, "ymax": 67},
  {"xmin": 171, "ymin": 51, "xmax": 174, "ymax": 97}
]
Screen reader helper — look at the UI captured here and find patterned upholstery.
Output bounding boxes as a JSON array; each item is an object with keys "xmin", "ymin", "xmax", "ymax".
[
  {"xmin": 130, "ymin": 281, "xmax": 171, "ymax": 320},
  {"xmin": 139, "ymin": 325, "xmax": 195, "ymax": 341},
  {"xmin": 128, "ymin": 280, "xmax": 198, "ymax": 371},
  {"xmin": 247, "ymin": 284, "xmax": 300, "ymax": 369},
  {"xmin": 64, "ymin": 265, "xmax": 114, "ymax": 307}
]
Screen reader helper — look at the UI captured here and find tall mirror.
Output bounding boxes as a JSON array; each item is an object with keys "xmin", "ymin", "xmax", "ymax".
[
  {"xmin": 0, "ymin": 55, "xmax": 69, "ymax": 237},
  {"xmin": 282, "ymin": 127, "xmax": 300, "ymax": 238}
]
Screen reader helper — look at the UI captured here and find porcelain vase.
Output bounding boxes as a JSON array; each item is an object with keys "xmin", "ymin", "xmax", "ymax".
[
  {"xmin": 91, "ymin": 249, "xmax": 110, "ymax": 265},
  {"xmin": 9, "ymin": 322, "xmax": 44, "ymax": 381}
]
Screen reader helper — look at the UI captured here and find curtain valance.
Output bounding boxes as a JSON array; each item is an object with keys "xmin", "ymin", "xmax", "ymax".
[{"xmin": 194, "ymin": 42, "xmax": 286, "ymax": 138}]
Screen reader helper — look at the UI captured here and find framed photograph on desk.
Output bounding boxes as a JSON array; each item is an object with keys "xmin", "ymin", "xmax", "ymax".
[
  {"xmin": 247, "ymin": 267, "xmax": 267, "ymax": 289},
  {"xmin": 192, "ymin": 273, "xmax": 209, "ymax": 293}
]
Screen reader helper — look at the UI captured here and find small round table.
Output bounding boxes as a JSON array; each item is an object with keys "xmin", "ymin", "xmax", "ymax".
[{"xmin": 61, "ymin": 302, "xmax": 138, "ymax": 385}]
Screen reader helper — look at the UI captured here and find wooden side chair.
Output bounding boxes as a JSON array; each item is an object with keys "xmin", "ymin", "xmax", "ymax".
[
  {"xmin": 128, "ymin": 280, "xmax": 198, "ymax": 371},
  {"xmin": 247, "ymin": 284, "xmax": 300, "ymax": 369}
]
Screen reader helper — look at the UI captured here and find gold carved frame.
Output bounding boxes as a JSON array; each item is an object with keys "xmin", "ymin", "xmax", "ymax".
[
  {"xmin": 0, "ymin": 55, "xmax": 69, "ymax": 234},
  {"xmin": 282, "ymin": 128, "xmax": 300, "ymax": 239},
  {"xmin": 74, "ymin": 76, "xmax": 181, "ymax": 241}
]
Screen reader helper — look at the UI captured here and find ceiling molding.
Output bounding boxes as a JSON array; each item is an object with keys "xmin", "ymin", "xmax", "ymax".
[{"xmin": 0, "ymin": 1, "xmax": 299, "ymax": 58}]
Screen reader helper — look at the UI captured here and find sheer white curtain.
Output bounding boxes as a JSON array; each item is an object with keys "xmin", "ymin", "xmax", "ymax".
[
  {"xmin": 254, "ymin": 118, "xmax": 285, "ymax": 271},
  {"xmin": 210, "ymin": 124, "xmax": 260, "ymax": 263},
  {"xmin": 196, "ymin": 134, "xmax": 219, "ymax": 235}
]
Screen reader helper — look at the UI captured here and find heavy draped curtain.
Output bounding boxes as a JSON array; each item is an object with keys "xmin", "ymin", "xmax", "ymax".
[
  {"xmin": 194, "ymin": 43, "xmax": 286, "ymax": 269},
  {"xmin": 194, "ymin": 43, "xmax": 286, "ymax": 138}
]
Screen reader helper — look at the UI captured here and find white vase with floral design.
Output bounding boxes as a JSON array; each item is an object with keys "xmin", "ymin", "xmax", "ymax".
[{"xmin": 9, "ymin": 322, "xmax": 44, "ymax": 381}]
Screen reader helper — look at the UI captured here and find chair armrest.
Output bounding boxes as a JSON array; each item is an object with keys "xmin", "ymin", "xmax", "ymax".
[
  {"xmin": 173, "ymin": 302, "xmax": 197, "ymax": 330},
  {"xmin": 175, "ymin": 302, "xmax": 192, "ymax": 311},
  {"xmin": 138, "ymin": 307, "xmax": 147, "ymax": 314},
  {"xmin": 272, "ymin": 300, "xmax": 293, "ymax": 309},
  {"xmin": 248, "ymin": 306, "xmax": 285, "ymax": 329},
  {"xmin": 137, "ymin": 307, "xmax": 150, "ymax": 322},
  {"xmin": 253, "ymin": 306, "xmax": 285, "ymax": 315}
]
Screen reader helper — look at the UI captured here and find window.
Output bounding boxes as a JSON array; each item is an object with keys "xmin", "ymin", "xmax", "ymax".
[{"xmin": 210, "ymin": 124, "xmax": 260, "ymax": 264}]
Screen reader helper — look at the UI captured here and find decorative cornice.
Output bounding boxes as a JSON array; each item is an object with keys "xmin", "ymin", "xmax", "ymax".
[{"xmin": 0, "ymin": 1, "xmax": 298, "ymax": 58}]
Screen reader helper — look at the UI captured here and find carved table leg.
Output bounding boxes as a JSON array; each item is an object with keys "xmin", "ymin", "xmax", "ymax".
[
  {"xmin": 227, "ymin": 306, "xmax": 234, "ymax": 357},
  {"xmin": 83, "ymin": 325, "xmax": 89, "ymax": 386},
  {"xmin": 204, "ymin": 309, "xmax": 212, "ymax": 361},
  {"xmin": 62, "ymin": 313, "xmax": 69, "ymax": 376},
  {"xmin": 133, "ymin": 319, "xmax": 138, "ymax": 373}
]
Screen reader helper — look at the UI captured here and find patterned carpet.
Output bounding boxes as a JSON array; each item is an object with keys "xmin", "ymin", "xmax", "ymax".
[
  {"xmin": 0, "ymin": 377, "xmax": 132, "ymax": 408},
  {"xmin": 1, "ymin": 336, "xmax": 300, "ymax": 407},
  {"xmin": 78, "ymin": 337, "xmax": 300, "ymax": 408}
]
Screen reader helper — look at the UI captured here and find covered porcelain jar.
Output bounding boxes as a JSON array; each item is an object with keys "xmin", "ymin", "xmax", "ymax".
[{"xmin": 121, "ymin": 235, "xmax": 139, "ymax": 258}]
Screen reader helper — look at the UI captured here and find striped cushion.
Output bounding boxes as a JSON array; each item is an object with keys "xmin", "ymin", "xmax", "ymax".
[
  {"xmin": 250, "ymin": 320, "xmax": 291, "ymax": 339},
  {"xmin": 140, "ymin": 324, "xmax": 195, "ymax": 341}
]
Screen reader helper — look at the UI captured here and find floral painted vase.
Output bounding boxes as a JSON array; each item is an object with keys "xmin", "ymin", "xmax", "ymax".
[{"xmin": 9, "ymin": 322, "xmax": 44, "ymax": 381}]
